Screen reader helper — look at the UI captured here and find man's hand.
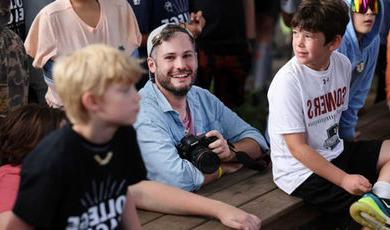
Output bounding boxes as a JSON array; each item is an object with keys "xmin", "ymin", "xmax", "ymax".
[
  {"xmin": 215, "ymin": 202, "xmax": 262, "ymax": 230},
  {"xmin": 206, "ymin": 130, "xmax": 235, "ymax": 162},
  {"xmin": 340, "ymin": 174, "xmax": 371, "ymax": 195},
  {"xmin": 186, "ymin": 11, "xmax": 206, "ymax": 38}
]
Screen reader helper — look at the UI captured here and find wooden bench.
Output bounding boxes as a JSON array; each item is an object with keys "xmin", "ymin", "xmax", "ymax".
[
  {"xmin": 356, "ymin": 101, "xmax": 390, "ymax": 140},
  {"xmin": 138, "ymin": 101, "xmax": 390, "ymax": 229}
]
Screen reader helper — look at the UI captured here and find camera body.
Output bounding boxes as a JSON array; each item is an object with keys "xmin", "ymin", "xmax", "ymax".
[{"xmin": 176, "ymin": 134, "xmax": 221, "ymax": 174}]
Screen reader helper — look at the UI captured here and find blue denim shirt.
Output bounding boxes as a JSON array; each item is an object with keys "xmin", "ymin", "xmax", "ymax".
[{"xmin": 135, "ymin": 81, "xmax": 269, "ymax": 191}]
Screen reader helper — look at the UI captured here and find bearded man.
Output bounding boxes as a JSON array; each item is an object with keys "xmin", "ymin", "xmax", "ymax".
[{"xmin": 135, "ymin": 24, "xmax": 269, "ymax": 191}]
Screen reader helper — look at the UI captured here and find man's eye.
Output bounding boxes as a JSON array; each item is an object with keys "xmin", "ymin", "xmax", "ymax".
[
  {"xmin": 165, "ymin": 56, "xmax": 175, "ymax": 60},
  {"xmin": 184, "ymin": 54, "xmax": 194, "ymax": 59}
]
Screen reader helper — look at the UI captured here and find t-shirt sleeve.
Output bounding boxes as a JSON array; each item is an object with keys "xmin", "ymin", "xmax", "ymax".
[
  {"xmin": 129, "ymin": 127, "xmax": 147, "ymax": 183},
  {"xmin": 268, "ymin": 71, "xmax": 306, "ymax": 134},
  {"xmin": 24, "ymin": 10, "xmax": 57, "ymax": 68},
  {"xmin": 12, "ymin": 151, "xmax": 62, "ymax": 228},
  {"xmin": 125, "ymin": 3, "xmax": 142, "ymax": 47},
  {"xmin": 127, "ymin": 0, "xmax": 151, "ymax": 33},
  {"xmin": 0, "ymin": 166, "xmax": 21, "ymax": 213},
  {"xmin": 119, "ymin": 126, "xmax": 147, "ymax": 184}
]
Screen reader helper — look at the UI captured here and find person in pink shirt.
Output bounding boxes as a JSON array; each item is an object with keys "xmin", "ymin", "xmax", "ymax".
[
  {"xmin": 25, "ymin": 0, "xmax": 142, "ymax": 107},
  {"xmin": 0, "ymin": 104, "xmax": 66, "ymax": 228}
]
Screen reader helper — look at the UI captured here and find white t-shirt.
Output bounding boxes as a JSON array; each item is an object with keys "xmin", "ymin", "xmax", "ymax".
[{"xmin": 267, "ymin": 51, "xmax": 352, "ymax": 194}]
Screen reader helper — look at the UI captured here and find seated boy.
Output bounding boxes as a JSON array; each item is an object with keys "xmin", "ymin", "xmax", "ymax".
[
  {"xmin": 337, "ymin": 0, "xmax": 384, "ymax": 141},
  {"xmin": 5, "ymin": 44, "xmax": 261, "ymax": 229},
  {"xmin": 267, "ymin": 0, "xmax": 390, "ymax": 229}
]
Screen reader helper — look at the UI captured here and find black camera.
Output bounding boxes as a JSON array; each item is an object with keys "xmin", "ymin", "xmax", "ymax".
[{"xmin": 176, "ymin": 134, "xmax": 221, "ymax": 174}]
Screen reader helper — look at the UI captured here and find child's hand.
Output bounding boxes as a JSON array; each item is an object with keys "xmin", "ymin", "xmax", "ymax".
[
  {"xmin": 186, "ymin": 11, "xmax": 206, "ymax": 38},
  {"xmin": 216, "ymin": 203, "xmax": 262, "ymax": 230},
  {"xmin": 341, "ymin": 174, "xmax": 371, "ymax": 195}
]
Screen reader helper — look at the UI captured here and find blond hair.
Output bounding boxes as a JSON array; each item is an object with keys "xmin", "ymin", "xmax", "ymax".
[{"xmin": 53, "ymin": 44, "xmax": 144, "ymax": 124}]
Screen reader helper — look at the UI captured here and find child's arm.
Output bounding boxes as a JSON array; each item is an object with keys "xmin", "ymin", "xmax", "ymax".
[
  {"xmin": 186, "ymin": 11, "xmax": 206, "ymax": 38},
  {"xmin": 5, "ymin": 213, "xmax": 33, "ymax": 230},
  {"xmin": 121, "ymin": 192, "xmax": 142, "ymax": 230},
  {"xmin": 283, "ymin": 133, "xmax": 372, "ymax": 195},
  {"xmin": 128, "ymin": 180, "xmax": 261, "ymax": 230}
]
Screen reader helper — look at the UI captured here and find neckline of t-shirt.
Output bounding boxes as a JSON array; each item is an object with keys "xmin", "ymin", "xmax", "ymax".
[
  {"xmin": 300, "ymin": 53, "xmax": 334, "ymax": 78},
  {"xmin": 66, "ymin": 124, "xmax": 114, "ymax": 153},
  {"xmin": 67, "ymin": 0, "xmax": 104, "ymax": 32}
]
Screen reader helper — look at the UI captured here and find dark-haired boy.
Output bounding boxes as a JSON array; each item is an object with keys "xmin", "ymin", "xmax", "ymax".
[{"xmin": 267, "ymin": 0, "xmax": 390, "ymax": 228}]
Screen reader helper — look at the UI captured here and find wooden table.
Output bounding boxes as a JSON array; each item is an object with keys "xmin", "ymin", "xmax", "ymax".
[
  {"xmin": 138, "ymin": 101, "xmax": 390, "ymax": 229},
  {"xmin": 138, "ymin": 167, "xmax": 319, "ymax": 230}
]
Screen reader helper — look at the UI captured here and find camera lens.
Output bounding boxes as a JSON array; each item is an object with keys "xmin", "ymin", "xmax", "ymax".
[{"xmin": 194, "ymin": 149, "xmax": 221, "ymax": 174}]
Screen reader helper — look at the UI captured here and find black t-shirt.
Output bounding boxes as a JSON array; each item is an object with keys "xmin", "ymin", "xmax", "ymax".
[
  {"xmin": 13, "ymin": 125, "xmax": 147, "ymax": 229},
  {"xmin": 7, "ymin": 0, "xmax": 26, "ymax": 40}
]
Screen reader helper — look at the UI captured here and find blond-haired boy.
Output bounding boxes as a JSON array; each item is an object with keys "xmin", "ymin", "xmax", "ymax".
[{"xmin": 6, "ymin": 44, "xmax": 261, "ymax": 230}]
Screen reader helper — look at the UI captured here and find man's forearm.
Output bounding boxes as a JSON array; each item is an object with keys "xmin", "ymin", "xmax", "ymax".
[{"xmin": 233, "ymin": 138, "xmax": 263, "ymax": 159}]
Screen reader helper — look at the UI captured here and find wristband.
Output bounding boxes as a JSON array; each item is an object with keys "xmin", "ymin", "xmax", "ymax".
[{"xmin": 217, "ymin": 166, "xmax": 223, "ymax": 178}]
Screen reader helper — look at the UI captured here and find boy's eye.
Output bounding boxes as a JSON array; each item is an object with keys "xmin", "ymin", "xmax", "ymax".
[
  {"xmin": 118, "ymin": 85, "xmax": 133, "ymax": 93},
  {"xmin": 304, "ymin": 33, "xmax": 313, "ymax": 39},
  {"xmin": 119, "ymin": 87, "xmax": 130, "ymax": 93}
]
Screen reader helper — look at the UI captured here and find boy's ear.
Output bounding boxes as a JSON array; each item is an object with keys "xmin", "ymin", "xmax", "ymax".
[
  {"xmin": 81, "ymin": 92, "xmax": 101, "ymax": 112},
  {"xmin": 329, "ymin": 35, "xmax": 343, "ymax": 51},
  {"xmin": 147, "ymin": 57, "xmax": 156, "ymax": 74}
]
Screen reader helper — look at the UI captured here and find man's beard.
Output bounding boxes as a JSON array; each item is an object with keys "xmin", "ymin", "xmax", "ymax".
[{"xmin": 155, "ymin": 70, "xmax": 195, "ymax": 97}]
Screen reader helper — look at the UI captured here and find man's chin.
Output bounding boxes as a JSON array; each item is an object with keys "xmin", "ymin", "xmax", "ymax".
[
  {"xmin": 168, "ymin": 85, "xmax": 192, "ymax": 96},
  {"xmin": 170, "ymin": 88, "xmax": 190, "ymax": 96}
]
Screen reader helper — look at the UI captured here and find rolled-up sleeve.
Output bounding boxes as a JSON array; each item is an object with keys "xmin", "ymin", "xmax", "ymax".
[
  {"xmin": 135, "ymin": 116, "xmax": 204, "ymax": 191},
  {"xmin": 208, "ymin": 91, "xmax": 269, "ymax": 152}
]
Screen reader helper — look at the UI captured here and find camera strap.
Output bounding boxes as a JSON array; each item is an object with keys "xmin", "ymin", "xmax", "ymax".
[{"xmin": 228, "ymin": 142, "xmax": 270, "ymax": 172}]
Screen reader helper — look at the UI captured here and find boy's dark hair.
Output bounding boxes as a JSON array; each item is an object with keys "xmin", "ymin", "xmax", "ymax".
[
  {"xmin": 291, "ymin": 0, "xmax": 349, "ymax": 44},
  {"xmin": 0, "ymin": 104, "xmax": 66, "ymax": 165}
]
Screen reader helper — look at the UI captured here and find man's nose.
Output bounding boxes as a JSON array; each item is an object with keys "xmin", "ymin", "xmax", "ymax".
[{"xmin": 174, "ymin": 57, "xmax": 186, "ymax": 68}]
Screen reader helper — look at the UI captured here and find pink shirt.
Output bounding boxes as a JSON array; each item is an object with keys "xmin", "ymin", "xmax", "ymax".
[
  {"xmin": 24, "ymin": 0, "xmax": 141, "ymax": 107},
  {"xmin": 0, "ymin": 165, "xmax": 21, "ymax": 213},
  {"xmin": 25, "ymin": 0, "xmax": 142, "ymax": 68}
]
